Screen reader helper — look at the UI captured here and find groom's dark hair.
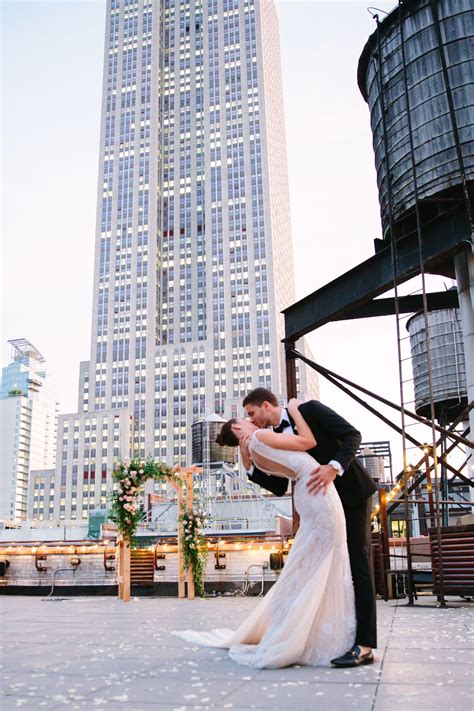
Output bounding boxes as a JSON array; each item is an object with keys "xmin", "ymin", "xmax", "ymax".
[{"xmin": 243, "ymin": 387, "xmax": 278, "ymax": 408}]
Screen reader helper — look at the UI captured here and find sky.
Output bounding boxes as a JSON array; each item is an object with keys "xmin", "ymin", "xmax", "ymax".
[{"xmin": 2, "ymin": 0, "xmax": 447, "ymax": 475}]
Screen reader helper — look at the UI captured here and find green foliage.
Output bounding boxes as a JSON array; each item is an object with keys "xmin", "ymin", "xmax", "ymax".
[
  {"xmin": 180, "ymin": 500, "xmax": 209, "ymax": 598},
  {"xmin": 110, "ymin": 457, "xmax": 178, "ymax": 545}
]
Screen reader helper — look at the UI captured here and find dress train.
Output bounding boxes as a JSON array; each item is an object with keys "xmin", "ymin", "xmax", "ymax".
[{"xmin": 173, "ymin": 433, "xmax": 356, "ymax": 668}]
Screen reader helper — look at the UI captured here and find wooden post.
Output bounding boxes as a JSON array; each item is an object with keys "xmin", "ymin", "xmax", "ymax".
[
  {"xmin": 177, "ymin": 483, "xmax": 185, "ymax": 598},
  {"xmin": 185, "ymin": 468, "xmax": 195, "ymax": 600},
  {"xmin": 123, "ymin": 539, "xmax": 131, "ymax": 602},
  {"xmin": 117, "ymin": 536, "xmax": 131, "ymax": 602},
  {"xmin": 117, "ymin": 537, "xmax": 123, "ymax": 599},
  {"xmin": 167, "ymin": 474, "xmax": 185, "ymax": 598}
]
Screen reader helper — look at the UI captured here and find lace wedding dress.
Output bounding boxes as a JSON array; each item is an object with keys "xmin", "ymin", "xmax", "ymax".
[{"xmin": 172, "ymin": 432, "xmax": 356, "ymax": 668}]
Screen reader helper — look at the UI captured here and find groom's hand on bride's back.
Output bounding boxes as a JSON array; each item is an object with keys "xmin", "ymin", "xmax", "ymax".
[{"xmin": 306, "ymin": 464, "xmax": 338, "ymax": 495}]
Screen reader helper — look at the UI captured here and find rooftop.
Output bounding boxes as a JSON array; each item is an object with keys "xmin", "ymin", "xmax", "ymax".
[
  {"xmin": 1, "ymin": 595, "xmax": 473, "ymax": 710},
  {"xmin": 8, "ymin": 338, "xmax": 45, "ymax": 364}
]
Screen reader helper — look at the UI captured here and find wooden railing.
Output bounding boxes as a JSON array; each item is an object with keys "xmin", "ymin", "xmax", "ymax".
[{"xmin": 429, "ymin": 524, "xmax": 474, "ymax": 598}]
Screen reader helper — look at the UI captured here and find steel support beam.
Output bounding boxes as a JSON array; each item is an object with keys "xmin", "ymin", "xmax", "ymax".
[
  {"xmin": 334, "ymin": 289, "xmax": 459, "ymax": 321},
  {"xmin": 283, "ymin": 208, "xmax": 471, "ymax": 342}
]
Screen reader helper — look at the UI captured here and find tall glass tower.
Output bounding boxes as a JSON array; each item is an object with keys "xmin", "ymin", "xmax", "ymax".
[
  {"xmin": 0, "ymin": 340, "xmax": 58, "ymax": 521},
  {"xmin": 58, "ymin": 0, "xmax": 316, "ymax": 522}
]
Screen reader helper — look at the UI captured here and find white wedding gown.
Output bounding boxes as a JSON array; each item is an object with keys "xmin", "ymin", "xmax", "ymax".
[{"xmin": 173, "ymin": 432, "xmax": 356, "ymax": 668}]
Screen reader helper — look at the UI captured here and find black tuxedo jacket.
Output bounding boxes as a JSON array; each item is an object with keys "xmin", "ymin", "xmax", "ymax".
[{"xmin": 248, "ymin": 400, "xmax": 377, "ymax": 507}]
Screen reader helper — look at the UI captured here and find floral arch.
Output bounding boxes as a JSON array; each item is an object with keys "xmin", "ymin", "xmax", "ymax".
[{"xmin": 111, "ymin": 458, "xmax": 207, "ymax": 601}]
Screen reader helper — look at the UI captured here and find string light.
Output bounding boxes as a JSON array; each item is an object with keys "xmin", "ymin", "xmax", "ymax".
[{"xmin": 1, "ymin": 537, "xmax": 298, "ymax": 557}]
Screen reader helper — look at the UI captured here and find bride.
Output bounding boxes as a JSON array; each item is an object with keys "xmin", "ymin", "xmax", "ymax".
[{"xmin": 172, "ymin": 399, "xmax": 356, "ymax": 668}]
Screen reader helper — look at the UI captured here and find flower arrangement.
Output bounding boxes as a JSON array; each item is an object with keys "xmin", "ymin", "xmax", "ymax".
[
  {"xmin": 110, "ymin": 457, "xmax": 179, "ymax": 544},
  {"xmin": 111, "ymin": 458, "xmax": 209, "ymax": 596},
  {"xmin": 180, "ymin": 500, "xmax": 209, "ymax": 598}
]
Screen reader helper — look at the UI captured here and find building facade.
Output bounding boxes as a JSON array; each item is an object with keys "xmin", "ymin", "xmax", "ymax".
[
  {"xmin": 28, "ymin": 469, "xmax": 56, "ymax": 521},
  {"xmin": 59, "ymin": 0, "xmax": 317, "ymax": 521},
  {"xmin": 54, "ymin": 409, "xmax": 133, "ymax": 521},
  {"xmin": 0, "ymin": 340, "xmax": 58, "ymax": 522}
]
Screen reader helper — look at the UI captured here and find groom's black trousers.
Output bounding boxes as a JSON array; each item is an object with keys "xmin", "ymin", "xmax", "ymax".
[{"xmin": 343, "ymin": 498, "xmax": 377, "ymax": 649}]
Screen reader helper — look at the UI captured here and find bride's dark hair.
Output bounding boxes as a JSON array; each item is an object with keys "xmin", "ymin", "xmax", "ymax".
[{"xmin": 215, "ymin": 419, "xmax": 239, "ymax": 447}]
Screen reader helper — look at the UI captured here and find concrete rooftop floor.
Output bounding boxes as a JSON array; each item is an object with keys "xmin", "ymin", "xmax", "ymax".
[{"xmin": 0, "ymin": 595, "xmax": 473, "ymax": 711}]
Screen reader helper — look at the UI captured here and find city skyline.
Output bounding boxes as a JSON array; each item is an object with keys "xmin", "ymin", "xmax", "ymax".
[
  {"xmin": 2, "ymin": 0, "xmax": 419, "ymax": 468},
  {"xmin": 7, "ymin": 0, "xmax": 322, "ymax": 522}
]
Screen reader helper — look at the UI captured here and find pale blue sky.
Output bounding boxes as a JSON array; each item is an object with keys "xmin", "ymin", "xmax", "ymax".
[{"xmin": 4, "ymin": 0, "xmax": 440, "ymax": 472}]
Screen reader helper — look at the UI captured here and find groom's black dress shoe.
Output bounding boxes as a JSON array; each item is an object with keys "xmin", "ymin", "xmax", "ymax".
[{"xmin": 330, "ymin": 645, "xmax": 374, "ymax": 668}]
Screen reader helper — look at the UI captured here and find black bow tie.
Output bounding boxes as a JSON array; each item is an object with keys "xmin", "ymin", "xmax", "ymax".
[{"xmin": 274, "ymin": 420, "xmax": 290, "ymax": 434}]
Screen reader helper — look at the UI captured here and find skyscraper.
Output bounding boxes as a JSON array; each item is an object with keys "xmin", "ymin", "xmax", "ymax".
[
  {"xmin": 57, "ymin": 0, "xmax": 317, "ymax": 521},
  {"xmin": 0, "ymin": 340, "xmax": 58, "ymax": 521}
]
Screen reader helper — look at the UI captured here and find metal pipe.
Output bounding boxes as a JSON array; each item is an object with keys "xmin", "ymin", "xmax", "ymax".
[
  {"xmin": 47, "ymin": 568, "xmax": 78, "ymax": 598},
  {"xmin": 243, "ymin": 564, "xmax": 266, "ymax": 597},
  {"xmin": 379, "ymin": 489, "xmax": 390, "ymax": 601},
  {"xmin": 392, "ymin": 422, "xmax": 472, "ymax": 501},
  {"xmin": 454, "ymin": 254, "xmax": 474, "ymax": 504},
  {"xmin": 372, "ymin": 25, "xmax": 413, "ymax": 600},
  {"xmin": 288, "ymin": 350, "xmax": 473, "ymax": 486},
  {"xmin": 398, "ymin": 0, "xmax": 442, "ymax": 606},
  {"xmin": 34, "ymin": 542, "xmax": 48, "ymax": 572},
  {"xmin": 288, "ymin": 349, "xmax": 472, "ymax": 449},
  {"xmin": 285, "ymin": 342, "xmax": 299, "ymax": 535}
]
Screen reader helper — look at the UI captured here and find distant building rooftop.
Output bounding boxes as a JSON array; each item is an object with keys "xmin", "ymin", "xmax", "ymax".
[{"xmin": 8, "ymin": 338, "xmax": 45, "ymax": 364}]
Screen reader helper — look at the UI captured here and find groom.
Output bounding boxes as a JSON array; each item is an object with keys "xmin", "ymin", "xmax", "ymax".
[{"xmin": 242, "ymin": 387, "xmax": 377, "ymax": 667}]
